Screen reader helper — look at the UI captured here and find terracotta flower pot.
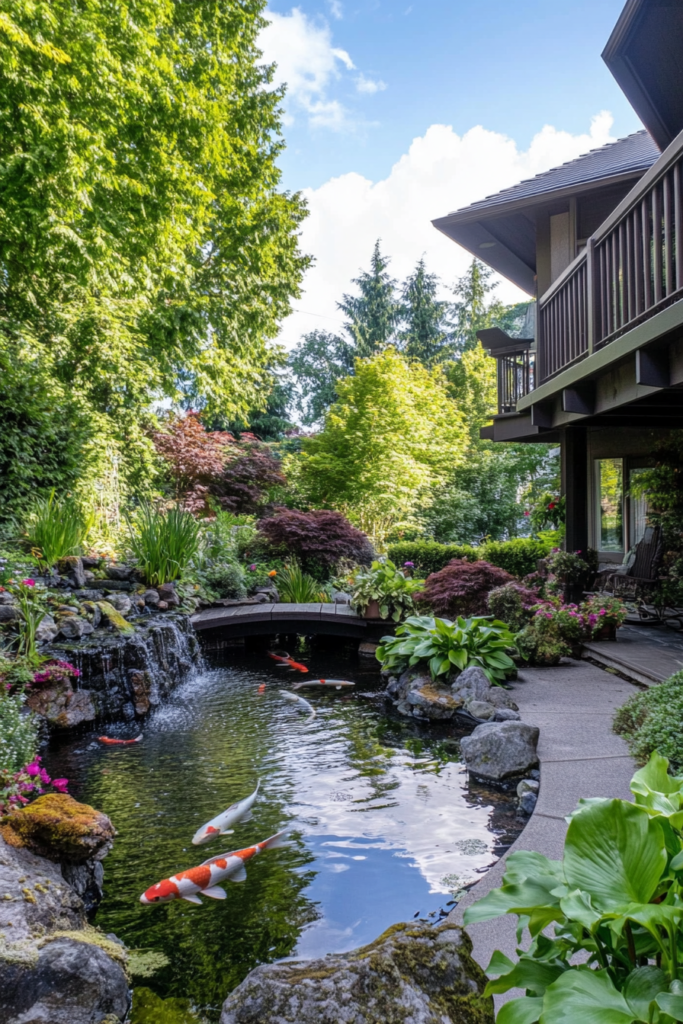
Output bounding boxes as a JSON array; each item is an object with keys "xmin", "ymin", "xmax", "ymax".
[{"xmin": 363, "ymin": 600, "xmax": 381, "ymax": 620}]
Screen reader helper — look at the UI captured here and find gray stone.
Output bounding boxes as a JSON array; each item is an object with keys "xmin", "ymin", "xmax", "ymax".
[
  {"xmin": 219, "ymin": 921, "xmax": 492, "ymax": 1024},
  {"xmin": 494, "ymin": 708, "xmax": 521, "ymax": 722},
  {"xmin": 157, "ymin": 583, "xmax": 180, "ymax": 607},
  {"xmin": 0, "ymin": 604, "xmax": 19, "ymax": 623},
  {"xmin": 467, "ymin": 700, "xmax": 497, "ymax": 721},
  {"xmin": 253, "ymin": 593, "xmax": 269, "ymax": 604},
  {"xmin": 406, "ymin": 684, "xmax": 459, "ymax": 720},
  {"xmin": 0, "ymin": 592, "xmax": 16, "ymax": 605},
  {"xmin": 485, "ymin": 688, "xmax": 519, "ymax": 711},
  {"xmin": 57, "ymin": 616, "xmax": 94, "ymax": 640},
  {"xmin": 107, "ymin": 593, "xmax": 132, "ymax": 616},
  {"xmin": 105, "ymin": 564, "xmax": 133, "ymax": 581},
  {"xmin": 451, "ymin": 666, "xmax": 491, "ymax": 703},
  {"xmin": 460, "ymin": 721, "xmax": 540, "ymax": 782},
  {"xmin": 57, "ymin": 557, "xmax": 86, "ymax": 589},
  {"xmin": 143, "ymin": 589, "xmax": 160, "ymax": 607},
  {"xmin": 79, "ymin": 602, "xmax": 102, "ymax": 629},
  {"xmin": 516, "ymin": 778, "xmax": 540, "ymax": 799},
  {"xmin": 520, "ymin": 791, "xmax": 538, "ymax": 814},
  {"xmin": 72, "ymin": 590, "xmax": 105, "ymax": 602},
  {"xmin": 26, "ymin": 686, "xmax": 97, "ymax": 729},
  {"xmin": 333, "ymin": 591, "xmax": 351, "ymax": 604}
]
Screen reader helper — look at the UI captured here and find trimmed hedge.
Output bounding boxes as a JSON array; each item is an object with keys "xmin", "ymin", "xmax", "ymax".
[
  {"xmin": 387, "ymin": 538, "xmax": 551, "ymax": 580},
  {"xmin": 614, "ymin": 669, "xmax": 683, "ymax": 769},
  {"xmin": 386, "ymin": 541, "xmax": 479, "ymax": 577},
  {"xmin": 480, "ymin": 538, "xmax": 552, "ymax": 578}
]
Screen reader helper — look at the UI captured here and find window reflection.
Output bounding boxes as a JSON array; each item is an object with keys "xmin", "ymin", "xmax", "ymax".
[{"xmin": 596, "ymin": 458, "xmax": 623, "ymax": 552}]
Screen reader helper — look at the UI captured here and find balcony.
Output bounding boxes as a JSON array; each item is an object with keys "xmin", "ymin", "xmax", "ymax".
[{"xmin": 496, "ymin": 129, "xmax": 683, "ymax": 409}]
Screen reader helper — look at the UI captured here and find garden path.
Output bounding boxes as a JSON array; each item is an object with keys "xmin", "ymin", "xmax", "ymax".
[
  {"xmin": 450, "ymin": 661, "xmax": 637, "ymax": 1008},
  {"xmin": 583, "ymin": 622, "xmax": 683, "ymax": 686}
]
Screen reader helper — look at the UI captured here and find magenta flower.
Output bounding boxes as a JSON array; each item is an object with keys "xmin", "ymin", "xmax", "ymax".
[
  {"xmin": 25, "ymin": 762, "xmax": 40, "ymax": 777},
  {"xmin": 248, "ymin": 564, "xmax": 257, "ymax": 571},
  {"xmin": 22, "ymin": 579, "xmax": 35, "ymax": 587},
  {"xmin": 39, "ymin": 769, "xmax": 51, "ymax": 785},
  {"xmin": 403, "ymin": 561, "xmax": 414, "ymax": 568},
  {"xmin": 523, "ymin": 510, "xmax": 530, "ymax": 517},
  {"xmin": 52, "ymin": 779, "xmax": 69, "ymax": 793}
]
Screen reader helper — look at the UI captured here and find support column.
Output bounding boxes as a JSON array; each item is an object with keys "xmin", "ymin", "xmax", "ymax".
[{"xmin": 562, "ymin": 426, "xmax": 589, "ymax": 554}]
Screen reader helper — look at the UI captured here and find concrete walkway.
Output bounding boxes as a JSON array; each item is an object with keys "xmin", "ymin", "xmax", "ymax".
[{"xmin": 449, "ymin": 661, "xmax": 637, "ymax": 1003}]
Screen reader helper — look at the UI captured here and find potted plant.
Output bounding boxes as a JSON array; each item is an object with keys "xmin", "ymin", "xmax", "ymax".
[
  {"xmin": 350, "ymin": 560, "xmax": 422, "ymax": 622},
  {"xmin": 580, "ymin": 593, "xmax": 628, "ymax": 640}
]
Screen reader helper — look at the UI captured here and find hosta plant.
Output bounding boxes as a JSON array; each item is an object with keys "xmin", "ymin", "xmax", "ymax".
[
  {"xmin": 465, "ymin": 752, "xmax": 683, "ymax": 1024},
  {"xmin": 350, "ymin": 560, "xmax": 422, "ymax": 622},
  {"xmin": 375, "ymin": 614, "xmax": 516, "ymax": 684}
]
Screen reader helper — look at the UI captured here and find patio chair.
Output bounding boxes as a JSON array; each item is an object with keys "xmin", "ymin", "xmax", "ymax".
[{"xmin": 596, "ymin": 525, "xmax": 663, "ymax": 610}]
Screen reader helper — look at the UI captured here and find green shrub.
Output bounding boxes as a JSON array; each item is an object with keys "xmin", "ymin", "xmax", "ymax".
[
  {"xmin": 350, "ymin": 560, "xmax": 422, "ymax": 622},
  {"xmin": 202, "ymin": 562, "xmax": 246, "ymax": 600},
  {"xmin": 464, "ymin": 753, "xmax": 683, "ymax": 1023},
  {"xmin": 487, "ymin": 582, "xmax": 540, "ymax": 632},
  {"xmin": 128, "ymin": 504, "xmax": 201, "ymax": 586},
  {"xmin": 275, "ymin": 562, "xmax": 328, "ymax": 603},
  {"xmin": 23, "ymin": 491, "xmax": 94, "ymax": 569},
  {"xmin": 614, "ymin": 669, "xmax": 683, "ymax": 768},
  {"xmin": 0, "ymin": 692, "xmax": 38, "ymax": 774},
  {"xmin": 386, "ymin": 541, "xmax": 479, "ymax": 576},
  {"xmin": 516, "ymin": 613, "xmax": 570, "ymax": 665},
  {"xmin": 376, "ymin": 614, "xmax": 517, "ymax": 685},
  {"xmin": 479, "ymin": 537, "xmax": 551, "ymax": 578}
]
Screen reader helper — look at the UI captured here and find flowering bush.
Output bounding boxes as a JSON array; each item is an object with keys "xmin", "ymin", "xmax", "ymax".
[
  {"xmin": 487, "ymin": 582, "xmax": 543, "ymax": 632},
  {"xmin": 0, "ymin": 756, "xmax": 68, "ymax": 816},
  {"xmin": 516, "ymin": 614, "xmax": 571, "ymax": 666},
  {"xmin": 31, "ymin": 660, "xmax": 80, "ymax": 689},
  {"xmin": 581, "ymin": 593, "xmax": 628, "ymax": 633}
]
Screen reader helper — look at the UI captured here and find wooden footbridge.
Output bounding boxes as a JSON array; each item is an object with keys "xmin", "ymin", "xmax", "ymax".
[{"xmin": 191, "ymin": 602, "xmax": 391, "ymax": 641}]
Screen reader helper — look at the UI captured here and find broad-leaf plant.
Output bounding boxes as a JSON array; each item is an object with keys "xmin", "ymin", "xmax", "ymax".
[
  {"xmin": 464, "ymin": 753, "xmax": 683, "ymax": 1023},
  {"xmin": 350, "ymin": 560, "xmax": 422, "ymax": 622}
]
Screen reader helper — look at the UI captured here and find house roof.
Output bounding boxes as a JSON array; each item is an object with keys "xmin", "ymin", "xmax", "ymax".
[{"xmin": 443, "ymin": 131, "xmax": 659, "ymax": 221}]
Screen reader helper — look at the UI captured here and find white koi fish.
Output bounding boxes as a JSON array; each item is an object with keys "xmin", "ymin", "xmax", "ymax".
[
  {"xmin": 292, "ymin": 679, "xmax": 355, "ymax": 691},
  {"xmin": 191, "ymin": 781, "xmax": 260, "ymax": 846},
  {"xmin": 140, "ymin": 831, "xmax": 287, "ymax": 906},
  {"xmin": 282, "ymin": 689, "xmax": 316, "ymax": 723}
]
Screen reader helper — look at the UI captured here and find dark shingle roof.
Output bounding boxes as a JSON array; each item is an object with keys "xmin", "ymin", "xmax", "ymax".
[{"xmin": 448, "ymin": 130, "xmax": 659, "ymax": 218}]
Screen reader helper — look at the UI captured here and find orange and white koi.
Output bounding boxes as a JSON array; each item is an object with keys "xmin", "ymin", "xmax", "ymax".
[
  {"xmin": 191, "ymin": 781, "xmax": 260, "ymax": 846},
  {"xmin": 267, "ymin": 651, "xmax": 308, "ymax": 673},
  {"xmin": 292, "ymin": 679, "xmax": 355, "ymax": 691},
  {"xmin": 98, "ymin": 735, "xmax": 142, "ymax": 745},
  {"xmin": 282, "ymin": 690, "xmax": 316, "ymax": 723},
  {"xmin": 140, "ymin": 831, "xmax": 287, "ymax": 906}
]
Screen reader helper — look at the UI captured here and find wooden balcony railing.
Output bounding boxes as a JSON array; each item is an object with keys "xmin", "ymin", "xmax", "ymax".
[
  {"xmin": 497, "ymin": 345, "xmax": 535, "ymax": 414},
  {"xmin": 537, "ymin": 128, "xmax": 683, "ymax": 386}
]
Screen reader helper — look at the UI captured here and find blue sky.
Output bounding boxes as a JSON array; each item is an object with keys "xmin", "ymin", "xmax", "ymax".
[{"xmin": 259, "ymin": 0, "xmax": 645, "ymax": 346}]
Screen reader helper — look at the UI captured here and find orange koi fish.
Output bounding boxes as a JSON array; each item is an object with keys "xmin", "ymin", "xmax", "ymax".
[
  {"xmin": 140, "ymin": 831, "xmax": 287, "ymax": 906},
  {"xmin": 267, "ymin": 650, "xmax": 308, "ymax": 673},
  {"xmin": 257, "ymin": 683, "xmax": 266, "ymax": 693},
  {"xmin": 98, "ymin": 735, "xmax": 143, "ymax": 745}
]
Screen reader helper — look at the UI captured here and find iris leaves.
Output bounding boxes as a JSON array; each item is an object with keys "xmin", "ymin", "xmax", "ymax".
[{"xmin": 464, "ymin": 754, "xmax": 683, "ymax": 1022}]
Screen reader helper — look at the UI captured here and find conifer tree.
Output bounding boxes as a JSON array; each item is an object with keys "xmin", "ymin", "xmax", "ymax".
[
  {"xmin": 399, "ymin": 257, "xmax": 450, "ymax": 365},
  {"xmin": 337, "ymin": 241, "xmax": 400, "ymax": 357}
]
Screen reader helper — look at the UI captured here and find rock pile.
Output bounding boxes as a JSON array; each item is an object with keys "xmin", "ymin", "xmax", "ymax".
[{"xmin": 386, "ymin": 666, "xmax": 520, "ymax": 723}]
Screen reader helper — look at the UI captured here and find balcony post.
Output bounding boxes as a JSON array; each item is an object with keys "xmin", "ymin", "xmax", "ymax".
[{"xmin": 586, "ymin": 236, "xmax": 597, "ymax": 354}]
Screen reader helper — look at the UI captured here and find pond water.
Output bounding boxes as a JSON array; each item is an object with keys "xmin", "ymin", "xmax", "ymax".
[{"xmin": 44, "ymin": 638, "xmax": 522, "ymax": 1024}]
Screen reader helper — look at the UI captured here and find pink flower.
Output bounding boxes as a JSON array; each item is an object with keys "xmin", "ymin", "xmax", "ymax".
[
  {"xmin": 523, "ymin": 510, "xmax": 530, "ymax": 517},
  {"xmin": 22, "ymin": 579, "xmax": 35, "ymax": 587},
  {"xmin": 599, "ymin": 608, "xmax": 606, "ymax": 616},
  {"xmin": 39, "ymin": 769, "xmax": 51, "ymax": 785},
  {"xmin": 248, "ymin": 564, "xmax": 257, "ymax": 571},
  {"xmin": 25, "ymin": 762, "xmax": 41, "ymax": 777},
  {"xmin": 52, "ymin": 779, "xmax": 69, "ymax": 793},
  {"xmin": 17, "ymin": 795, "xmax": 29, "ymax": 805}
]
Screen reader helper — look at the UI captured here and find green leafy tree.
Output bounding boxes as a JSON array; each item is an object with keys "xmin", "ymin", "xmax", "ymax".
[
  {"xmin": 287, "ymin": 330, "xmax": 354, "ymax": 427},
  {"xmin": 289, "ymin": 349, "xmax": 467, "ymax": 544},
  {"xmin": 0, "ymin": 0, "xmax": 309, "ymax": 500},
  {"xmin": 399, "ymin": 257, "xmax": 451, "ymax": 365},
  {"xmin": 337, "ymin": 241, "xmax": 401, "ymax": 358}
]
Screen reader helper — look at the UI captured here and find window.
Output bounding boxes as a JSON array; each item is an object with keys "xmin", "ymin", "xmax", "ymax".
[
  {"xmin": 628, "ymin": 466, "xmax": 649, "ymax": 549},
  {"xmin": 595, "ymin": 458, "xmax": 623, "ymax": 552}
]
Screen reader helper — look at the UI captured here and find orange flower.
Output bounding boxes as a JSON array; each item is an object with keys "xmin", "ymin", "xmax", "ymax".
[{"xmin": 268, "ymin": 570, "xmax": 277, "ymax": 577}]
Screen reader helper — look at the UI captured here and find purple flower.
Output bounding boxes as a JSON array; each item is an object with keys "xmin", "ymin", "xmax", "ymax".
[
  {"xmin": 52, "ymin": 779, "xmax": 69, "ymax": 793},
  {"xmin": 248, "ymin": 564, "xmax": 257, "ymax": 571},
  {"xmin": 25, "ymin": 762, "xmax": 40, "ymax": 777},
  {"xmin": 403, "ymin": 561, "xmax": 414, "ymax": 568}
]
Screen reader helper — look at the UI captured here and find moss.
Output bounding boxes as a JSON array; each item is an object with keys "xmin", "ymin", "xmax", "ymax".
[
  {"xmin": 97, "ymin": 600, "xmax": 135, "ymax": 634},
  {"xmin": 0, "ymin": 935, "xmax": 40, "ymax": 967},
  {"xmin": 1, "ymin": 794, "xmax": 115, "ymax": 861},
  {"xmin": 128, "ymin": 948, "xmax": 171, "ymax": 978},
  {"xmin": 417, "ymin": 683, "xmax": 461, "ymax": 709},
  {"xmin": 21, "ymin": 887, "xmax": 36, "ymax": 904},
  {"xmin": 42, "ymin": 926, "xmax": 129, "ymax": 969}
]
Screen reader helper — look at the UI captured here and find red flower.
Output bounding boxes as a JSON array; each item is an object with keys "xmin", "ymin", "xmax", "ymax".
[{"xmin": 547, "ymin": 503, "xmax": 556, "ymax": 510}]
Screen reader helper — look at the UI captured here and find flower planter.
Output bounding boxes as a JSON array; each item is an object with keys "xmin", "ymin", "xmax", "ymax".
[
  {"xmin": 363, "ymin": 600, "xmax": 381, "ymax": 620},
  {"xmin": 594, "ymin": 623, "xmax": 617, "ymax": 641}
]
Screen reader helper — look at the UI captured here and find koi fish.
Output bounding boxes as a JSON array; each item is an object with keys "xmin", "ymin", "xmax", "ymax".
[
  {"xmin": 140, "ymin": 831, "xmax": 287, "ymax": 906},
  {"xmin": 98, "ymin": 735, "xmax": 143, "ymax": 745},
  {"xmin": 257, "ymin": 683, "xmax": 266, "ymax": 693},
  {"xmin": 282, "ymin": 690, "xmax": 316, "ymax": 723},
  {"xmin": 292, "ymin": 679, "xmax": 355, "ymax": 691},
  {"xmin": 191, "ymin": 781, "xmax": 260, "ymax": 846},
  {"xmin": 267, "ymin": 650, "xmax": 308, "ymax": 673}
]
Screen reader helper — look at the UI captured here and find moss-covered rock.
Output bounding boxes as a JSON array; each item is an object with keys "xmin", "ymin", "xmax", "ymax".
[
  {"xmin": 1, "ymin": 795, "xmax": 115, "ymax": 864},
  {"xmin": 220, "ymin": 921, "xmax": 494, "ymax": 1024},
  {"xmin": 97, "ymin": 600, "xmax": 135, "ymax": 634}
]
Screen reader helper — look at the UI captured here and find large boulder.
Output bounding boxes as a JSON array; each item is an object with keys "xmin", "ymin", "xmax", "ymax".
[
  {"xmin": 219, "ymin": 921, "xmax": 493, "ymax": 1024},
  {"xmin": 1, "ymin": 795, "xmax": 115, "ymax": 864},
  {"xmin": 56, "ymin": 557, "xmax": 86, "ymax": 590},
  {"xmin": 26, "ymin": 684, "xmax": 96, "ymax": 729},
  {"xmin": 450, "ymin": 667, "xmax": 491, "ymax": 704},
  {"xmin": 460, "ymin": 721, "xmax": 540, "ymax": 782},
  {"xmin": 56, "ymin": 616, "xmax": 94, "ymax": 640},
  {"xmin": 405, "ymin": 683, "xmax": 462, "ymax": 721}
]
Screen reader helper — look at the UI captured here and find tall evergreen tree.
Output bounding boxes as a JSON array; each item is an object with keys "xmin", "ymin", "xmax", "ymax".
[
  {"xmin": 399, "ymin": 257, "xmax": 450, "ymax": 365},
  {"xmin": 449, "ymin": 259, "xmax": 528, "ymax": 352},
  {"xmin": 337, "ymin": 241, "xmax": 400, "ymax": 358}
]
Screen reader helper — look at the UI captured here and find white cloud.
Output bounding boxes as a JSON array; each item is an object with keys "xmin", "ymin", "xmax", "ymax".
[
  {"xmin": 278, "ymin": 112, "xmax": 615, "ymax": 347},
  {"xmin": 356, "ymin": 73, "xmax": 386, "ymax": 94},
  {"xmin": 260, "ymin": 7, "xmax": 384, "ymax": 131},
  {"xmin": 328, "ymin": 0, "xmax": 343, "ymax": 18}
]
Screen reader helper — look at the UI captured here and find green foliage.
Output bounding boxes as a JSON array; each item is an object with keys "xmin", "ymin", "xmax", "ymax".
[
  {"xmin": 386, "ymin": 541, "xmax": 479, "ymax": 576},
  {"xmin": 516, "ymin": 614, "xmax": 571, "ymax": 666},
  {"xmin": 337, "ymin": 241, "xmax": 400, "ymax": 358},
  {"xmin": 376, "ymin": 614, "xmax": 516, "ymax": 685},
  {"xmin": 480, "ymin": 538, "xmax": 552, "ymax": 578},
  {"xmin": 9, "ymin": 580, "xmax": 48, "ymax": 664},
  {"xmin": 275, "ymin": 562, "xmax": 328, "ymax": 603},
  {"xmin": 487, "ymin": 583, "xmax": 541, "ymax": 633},
  {"xmin": 399, "ymin": 257, "xmax": 451, "ymax": 365},
  {"xmin": 288, "ymin": 330, "xmax": 355, "ymax": 427},
  {"xmin": 201, "ymin": 563, "xmax": 246, "ymax": 601},
  {"xmin": 0, "ymin": 691, "xmax": 38, "ymax": 774},
  {"xmin": 465, "ymin": 753, "xmax": 683, "ymax": 1024},
  {"xmin": 349, "ymin": 560, "xmax": 421, "ymax": 622},
  {"xmin": 0, "ymin": 0, "xmax": 308, "ymax": 500},
  {"xmin": 630, "ymin": 432, "xmax": 683, "ymax": 608},
  {"xmin": 128, "ymin": 505, "xmax": 201, "ymax": 586},
  {"xmin": 290, "ymin": 349, "xmax": 467, "ymax": 544},
  {"xmin": 22, "ymin": 492, "xmax": 94, "ymax": 569},
  {"xmin": 449, "ymin": 260, "xmax": 526, "ymax": 353},
  {"xmin": 614, "ymin": 670, "xmax": 683, "ymax": 769},
  {"xmin": 528, "ymin": 491, "xmax": 566, "ymax": 533}
]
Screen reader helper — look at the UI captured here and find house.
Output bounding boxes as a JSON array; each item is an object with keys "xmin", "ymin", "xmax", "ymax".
[{"xmin": 433, "ymin": 0, "xmax": 683, "ymax": 562}]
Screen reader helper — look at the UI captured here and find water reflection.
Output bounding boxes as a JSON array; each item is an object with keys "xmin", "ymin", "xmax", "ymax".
[{"xmin": 44, "ymin": 639, "xmax": 521, "ymax": 1022}]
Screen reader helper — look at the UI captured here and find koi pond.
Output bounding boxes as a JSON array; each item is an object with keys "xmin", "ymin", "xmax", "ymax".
[{"xmin": 44, "ymin": 639, "xmax": 523, "ymax": 1024}]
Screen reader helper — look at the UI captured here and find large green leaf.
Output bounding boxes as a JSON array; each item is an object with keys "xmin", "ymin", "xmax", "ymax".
[
  {"xmin": 484, "ymin": 955, "xmax": 565, "ymax": 996},
  {"xmin": 464, "ymin": 880, "xmax": 563, "ymax": 929},
  {"xmin": 657, "ymin": 991, "xmax": 683, "ymax": 1021},
  {"xmin": 564, "ymin": 800, "xmax": 666, "ymax": 910},
  {"xmin": 498, "ymin": 996, "xmax": 544, "ymax": 1024},
  {"xmin": 540, "ymin": 968, "xmax": 640, "ymax": 1024},
  {"xmin": 623, "ymin": 966, "xmax": 669, "ymax": 1022}
]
